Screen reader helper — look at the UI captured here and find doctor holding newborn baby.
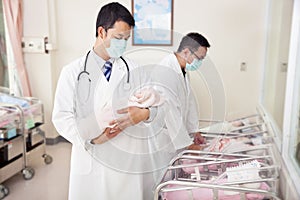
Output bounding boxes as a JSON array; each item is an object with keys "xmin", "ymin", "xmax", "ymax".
[{"xmin": 52, "ymin": 2, "xmax": 207, "ymax": 200}]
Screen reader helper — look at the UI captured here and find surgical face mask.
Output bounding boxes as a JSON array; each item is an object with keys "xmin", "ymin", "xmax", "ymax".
[
  {"xmin": 186, "ymin": 59, "xmax": 203, "ymax": 71},
  {"xmin": 106, "ymin": 38, "xmax": 127, "ymax": 58}
]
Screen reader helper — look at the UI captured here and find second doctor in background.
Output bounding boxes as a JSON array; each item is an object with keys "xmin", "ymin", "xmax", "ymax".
[
  {"xmin": 160, "ymin": 32, "xmax": 211, "ymax": 146},
  {"xmin": 52, "ymin": 2, "xmax": 177, "ymax": 200}
]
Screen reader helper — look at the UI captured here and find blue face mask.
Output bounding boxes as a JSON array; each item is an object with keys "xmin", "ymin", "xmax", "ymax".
[
  {"xmin": 186, "ymin": 59, "xmax": 203, "ymax": 71},
  {"xmin": 106, "ymin": 38, "xmax": 127, "ymax": 58}
]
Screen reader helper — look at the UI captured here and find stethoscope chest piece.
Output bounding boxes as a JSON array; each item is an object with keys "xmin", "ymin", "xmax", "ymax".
[{"xmin": 123, "ymin": 82, "xmax": 131, "ymax": 90}]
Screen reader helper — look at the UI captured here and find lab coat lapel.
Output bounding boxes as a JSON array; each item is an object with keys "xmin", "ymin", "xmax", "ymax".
[
  {"xmin": 95, "ymin": 58, "xmax": 125, "ymax": 112},
  {"xmin": 171, "ymin": 54, "xmax": 188, "ymax": 93},
  {"xmin": 185, "ymin": 72, "xmax": 191, "ymax": 94}
]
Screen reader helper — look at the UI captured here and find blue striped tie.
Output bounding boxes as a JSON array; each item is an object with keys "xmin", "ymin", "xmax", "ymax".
[{"xmin": 103, "ymin": 61, "xmax": 112, "ymax": 81}]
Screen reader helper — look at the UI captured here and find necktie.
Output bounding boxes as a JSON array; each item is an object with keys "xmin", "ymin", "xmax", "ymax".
[{"xmin": 103, "ymin": 61, "xmax": 112, "ymax": 81}]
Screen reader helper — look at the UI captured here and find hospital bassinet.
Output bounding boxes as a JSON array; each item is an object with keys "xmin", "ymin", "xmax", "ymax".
[
  {"xmin": 0, "ymin": 90, "xmax": 52, "ymax": 199},
  {"xmin": 154, "ymin": 113, "xmax": 281, "ymax": 200}
]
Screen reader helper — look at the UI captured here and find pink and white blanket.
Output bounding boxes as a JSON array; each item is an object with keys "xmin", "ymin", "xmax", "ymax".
[{"xmin": 162, "ymin": 180, "xmax": 270, "ymax": 200}]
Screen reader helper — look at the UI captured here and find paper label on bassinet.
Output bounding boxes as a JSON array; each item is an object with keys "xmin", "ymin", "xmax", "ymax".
[{"xmin": 226, "ymin": 160, "xmax": 260, "ymax": 182}]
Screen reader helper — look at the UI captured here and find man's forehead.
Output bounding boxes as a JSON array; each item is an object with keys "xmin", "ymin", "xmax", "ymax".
[{"xmin": 108, "ymin": 28, "xmax": 131, "ymax": 35}]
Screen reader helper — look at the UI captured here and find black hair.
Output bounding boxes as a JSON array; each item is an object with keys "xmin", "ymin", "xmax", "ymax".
[
  {"xmin": 95, "ymin": 2, "xmax": 135, "ymax": 37},
  {"xmin": 177, "ymin": 32, "xmax": 210, "ymax": 52}
]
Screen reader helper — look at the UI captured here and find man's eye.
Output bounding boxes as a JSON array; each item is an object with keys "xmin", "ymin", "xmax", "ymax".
[{"xmin": 113, "ymin": 35, "xmax": 130, "ymax": 40}]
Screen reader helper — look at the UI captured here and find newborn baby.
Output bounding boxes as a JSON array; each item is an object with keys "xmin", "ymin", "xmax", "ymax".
[
  {"xmin": 96, "ymin": 86, "xmax": 163, "ymax": 131},
  {"xmin": 128, "ymin": 87, "xmax": 164, "ymax": 108}
]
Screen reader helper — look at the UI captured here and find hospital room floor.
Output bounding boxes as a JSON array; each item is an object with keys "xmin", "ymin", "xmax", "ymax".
[{"xmin": 2, "ymin": 142, "xmax": 71, "ymax": 200}]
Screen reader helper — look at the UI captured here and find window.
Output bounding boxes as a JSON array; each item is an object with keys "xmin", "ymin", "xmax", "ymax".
[
  {"xmin": 282, "ymin": 16, "xmax": 300, "ymax": 191},
  {"xmin": 262, "ymin": 0, "xmax": 300, "ymax": 195},
  {"xmin": 262, "ymin": 0, "xmax": 294, "ymax": 149}
]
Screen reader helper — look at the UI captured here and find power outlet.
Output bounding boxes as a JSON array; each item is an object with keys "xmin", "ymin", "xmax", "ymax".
[
  {"xmin": 280, "ymin": 62, "xmax": 288, "ymax": 72},
  {"xmin": 240, "ymin": 62, "xmax": 247, "ymax": 71},
  {"xmin": 21, "ymin": 37, "xmax": 46, "ymax": 53}
]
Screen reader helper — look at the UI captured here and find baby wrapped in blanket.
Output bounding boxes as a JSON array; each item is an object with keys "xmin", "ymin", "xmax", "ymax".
[{"xmin": 96, "ymin": 87, "xmax": 164, "ymax": 130}]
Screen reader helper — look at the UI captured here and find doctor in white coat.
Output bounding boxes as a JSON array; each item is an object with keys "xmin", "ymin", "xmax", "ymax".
[
  {"xmin": 159, "ymin": 32, "xmax": 211, "ymax": 147},
  {"xmin": 51, "ymin": 3, "xmax": 174, "ymax": 200},
  {"xmin": 52, "ymin": 2, "xmax": 198, "ymax": 199}
]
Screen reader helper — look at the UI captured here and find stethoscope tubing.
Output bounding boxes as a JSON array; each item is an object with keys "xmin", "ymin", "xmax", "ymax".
[{"xmin": 77, "ymin": 50, "xmax": 130, "ymax": 83}]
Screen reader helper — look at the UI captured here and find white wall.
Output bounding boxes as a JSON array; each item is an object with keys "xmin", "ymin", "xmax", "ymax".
[
  {"xmin": 180, "ymin": 0, "xmax": 268, "ymax": 120},
  {"xmin": 23, "ymin": 0, "xmax": 56, "ymax": 138},
  {"xmin": 22, "ymin": 0, "xmax": 269, "ymax": 138}
]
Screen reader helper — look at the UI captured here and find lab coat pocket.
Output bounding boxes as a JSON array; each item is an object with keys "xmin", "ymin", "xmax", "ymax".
[{"xmin": 70, "ymin": 143, "xmax": 92, "ymax": 175}]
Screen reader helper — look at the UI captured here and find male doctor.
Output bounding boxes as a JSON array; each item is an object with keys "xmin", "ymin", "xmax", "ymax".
[
  {"xmin": 52, "ymin": 2, "xmax": 168, "ymax": 200},
  {"xmin": 159, "ymin": 32, "xmax": 211, "ymax": 147}
]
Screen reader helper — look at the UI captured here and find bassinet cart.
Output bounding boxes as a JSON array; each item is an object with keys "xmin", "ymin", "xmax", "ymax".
[
  {"xmin": 154, "ymin": 113, "xmax": 281, "ymax": 200},
  {"xmin": 0, "ymin": 92, "xmax": 52, "ymax": 199}
]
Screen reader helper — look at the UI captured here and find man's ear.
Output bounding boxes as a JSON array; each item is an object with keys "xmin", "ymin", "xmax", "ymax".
[
  {"xmin": 97, "ymin": 26, "xmax": 106, "ymax": 39},
  {"xmin": 182, "ymin": 47, "xmax": 190, "ymax": 54},
  {"xmin": 182, "ymin": 47, "xmax": 191, "ymax": 59}
]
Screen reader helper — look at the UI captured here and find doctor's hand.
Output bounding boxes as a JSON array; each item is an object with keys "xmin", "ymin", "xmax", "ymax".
[
  {"xmin": 187, "ymin": 144, "xmax": 206, "ymax": 151},
  {"xmin": 91, "ymin": 127, "xmax": 122, "ymax": 144},
  {"xmin": 109, "ymin": 106, "xmax": 150, "ymax": 131},
  {"xmin": 193, "ymin": 132, "xmax": 206, "ymax": 145}
]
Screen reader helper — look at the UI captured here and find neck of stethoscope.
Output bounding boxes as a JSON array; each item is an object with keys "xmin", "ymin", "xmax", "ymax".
[
  {"xmin": 120, "ymin": 56, "xmax": 130, "ymax": 83},
  {"xmin": 82, "ymin": 50, "xmax": 130, "ymax": 84},
  {"xmin": 83, "ymin": 50, "xmax": 91, "ymax": 72}
]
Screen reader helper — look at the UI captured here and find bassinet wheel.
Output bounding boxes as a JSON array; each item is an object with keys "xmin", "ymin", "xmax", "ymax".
[
  {"xmin": 22, "ymin": 167, "xmax": 35, "ymax": 180},
  {"xmin": 43, "ymin": 154, "xmax": 53, "ymax": 164},
  {"xmin": 2, "ymin": 187, "xmax": 8, "ymax": 196},
  {"xmin": 0, "ymin": 191, "xmax": 4, "ymax": 200},
  {"xmin": 0, "ymin": 185, "xmax": 9, "ymax": 199}
]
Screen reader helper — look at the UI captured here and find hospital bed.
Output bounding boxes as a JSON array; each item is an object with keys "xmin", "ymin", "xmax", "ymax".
[{"xmin": 0, "ymin": 91, "xmax": 52, "ymax": 199}]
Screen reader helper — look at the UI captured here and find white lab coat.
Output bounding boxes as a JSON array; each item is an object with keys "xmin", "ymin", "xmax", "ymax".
[
  {"xmin": 52, "ymin": 51, "xmax": 191, "ymax": 200},
  {"xmin": 159, "ymin": 53, "xmax": 200, "ymax": 134}
]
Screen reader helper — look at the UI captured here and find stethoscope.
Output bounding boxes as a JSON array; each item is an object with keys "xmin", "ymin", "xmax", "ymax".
[{"xmin": 76, "ymin": 50, "xmax": 131, "ymax": 104}]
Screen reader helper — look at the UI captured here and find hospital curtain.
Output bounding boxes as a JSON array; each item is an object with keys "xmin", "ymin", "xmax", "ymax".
[
  {"xmin": 0, "ymin": 1, "xmax": 9, "ymax": 88},
  {"xmin": 2, "ymin": 0, "xmax": 31, "ymax": 96}
]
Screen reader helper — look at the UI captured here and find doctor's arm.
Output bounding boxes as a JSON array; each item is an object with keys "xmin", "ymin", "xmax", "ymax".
[
  {"xmin": 186, "ymin": 92, "xmax": 206, "ymax": 145},
  {"xmin": 52, "ymin": 67, "xmax": 80, "ymax": 145},
  {"xmin": 110, "ymin": 106, "xmax": 151, "ymax": 131},
  {"xmin": 90, "ymin": 107, "xmax": 150, "ymax": 144}
]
